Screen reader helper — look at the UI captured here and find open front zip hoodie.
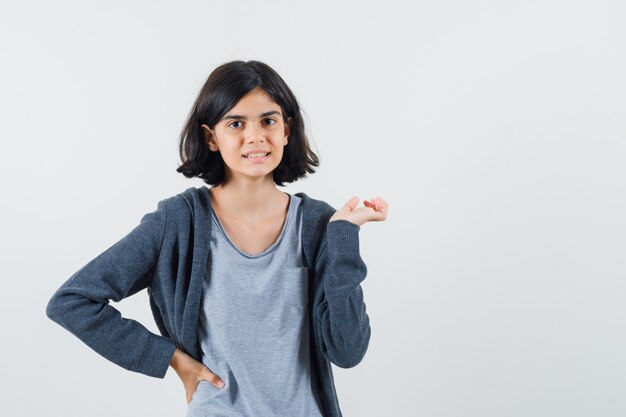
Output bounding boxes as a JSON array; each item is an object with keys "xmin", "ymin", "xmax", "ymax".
[{"xmin": 46, "ymin": 186, "xmax": 371, "ymax": 417}]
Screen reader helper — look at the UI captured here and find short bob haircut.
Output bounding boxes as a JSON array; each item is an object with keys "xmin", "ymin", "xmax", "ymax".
[{"xmin": 176, "ymin": 60, "xmax": 319, "ymax": 186}]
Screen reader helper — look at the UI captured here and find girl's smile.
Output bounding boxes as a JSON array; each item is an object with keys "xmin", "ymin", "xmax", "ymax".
[{"xmin": 242, "ymin": 152, "xmax": 271, "ymax": 162}]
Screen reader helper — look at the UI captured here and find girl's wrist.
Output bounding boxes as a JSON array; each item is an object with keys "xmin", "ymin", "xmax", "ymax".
[{"xmin": 170, "ymin": 347, "xmax": 184, "ymax": 369}]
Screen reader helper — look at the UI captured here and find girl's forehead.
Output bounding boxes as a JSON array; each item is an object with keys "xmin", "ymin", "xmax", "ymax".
[
  {"xmin": 232, "ymin": 88, "xmax": 278, "ymax": 109},
  {"xmin": 221, "ymin": 92, "xmax": 283, "ymax": 120}
]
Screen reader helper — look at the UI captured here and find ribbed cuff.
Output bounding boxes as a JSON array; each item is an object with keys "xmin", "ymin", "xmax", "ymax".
[
  {"xmin": 136, "ymin": 334, "xmax": 178, "ymax": 379},
  {"xmin": 326, "ymin": 219, "xmax": 361, "ymax": 256}
]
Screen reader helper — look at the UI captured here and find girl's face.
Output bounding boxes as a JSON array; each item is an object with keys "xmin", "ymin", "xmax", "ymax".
[{"xmin": 201, "ymin": 87, "xmax": 292, "ymax": 184}]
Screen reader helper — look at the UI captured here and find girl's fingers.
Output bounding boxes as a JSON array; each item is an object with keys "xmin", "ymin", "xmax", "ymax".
[
  {"xmin": 365, "ymin": 200, "xmax": 380, "ymax": 210},
  {"xmin": 367, "ymin": 196, "xmax": 385, "ymax": 210}
]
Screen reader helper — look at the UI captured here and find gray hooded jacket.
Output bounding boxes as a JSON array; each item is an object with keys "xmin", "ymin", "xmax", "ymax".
[{"xmin": 46, "ymin": 186, "xmax": 371, "ymax": 417}]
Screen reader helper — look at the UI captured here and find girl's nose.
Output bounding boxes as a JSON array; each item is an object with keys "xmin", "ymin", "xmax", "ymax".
[{"xmin": 245, "ymin": 125, "xmax": 265, "ymax": 143}]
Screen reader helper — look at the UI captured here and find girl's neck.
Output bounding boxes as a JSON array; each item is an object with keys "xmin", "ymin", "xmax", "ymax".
[{"xmin": 209, "ymin": 176, "xmax": 287, "ymax": 221}]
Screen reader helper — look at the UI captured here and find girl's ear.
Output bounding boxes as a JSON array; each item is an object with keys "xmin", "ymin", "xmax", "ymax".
[
  {"xmin": 284, "ymin": 117, "xmax": 292, "ymax": 145},
  {"xmin": 201, "ymin": 124, "xmax": 219, "ymax": 152}
]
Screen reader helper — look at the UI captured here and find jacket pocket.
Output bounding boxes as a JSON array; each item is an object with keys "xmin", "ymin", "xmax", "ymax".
[{"xmin": 281, "ymin": 266, "xmax": 309, "ymax": 310}]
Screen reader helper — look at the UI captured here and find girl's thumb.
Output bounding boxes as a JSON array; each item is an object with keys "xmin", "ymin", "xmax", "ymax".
[
  {"xmin": 341, "ymin": 196, "xmax": 360, "ymax": 212},
  {"xmin": 203, "ymin": 367, "xmax": 225, "ymax": 388}
]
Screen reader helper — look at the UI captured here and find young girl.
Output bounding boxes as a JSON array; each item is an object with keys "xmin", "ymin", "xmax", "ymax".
[{"xmin": 46, "ymin": 60, "xmax": 388, "ymax": 417}]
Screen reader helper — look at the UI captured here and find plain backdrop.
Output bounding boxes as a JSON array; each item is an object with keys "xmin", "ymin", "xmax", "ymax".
[{"xmin": 1, "ymin": 0, "xmax": 625, "ymax": 416}]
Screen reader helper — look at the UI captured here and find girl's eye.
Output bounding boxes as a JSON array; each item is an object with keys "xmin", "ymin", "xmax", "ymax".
[{"xmin": 228, "ymin": 119, "xmax": 276, "ymax": 129}]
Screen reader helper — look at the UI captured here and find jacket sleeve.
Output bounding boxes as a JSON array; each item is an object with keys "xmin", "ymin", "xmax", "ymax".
[
  {"xmin": 45, "ymin": 199, "xmax": 177, "ymax": 379},
  {"xmin": 314, "ymin": 219, "xmax": 371, "ymax": 368}
]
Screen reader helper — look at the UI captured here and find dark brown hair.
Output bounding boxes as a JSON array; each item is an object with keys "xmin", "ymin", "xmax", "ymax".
[{"xmin": 176, "ymin": 60, "xmax": 319, "ymax": 186}]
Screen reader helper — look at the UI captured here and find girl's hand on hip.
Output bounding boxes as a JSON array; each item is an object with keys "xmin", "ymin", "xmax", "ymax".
[
  {"xmin": 169, "ymin": 348, "xmax": 225, "ymax": 404},
  {"xmin": 329, "ymin": 196, "xmax": 389, "ymax": 227}
]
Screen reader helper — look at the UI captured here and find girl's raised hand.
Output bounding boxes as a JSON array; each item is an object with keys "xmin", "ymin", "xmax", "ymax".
[{"xmin": 329, "ymin": 196, "xmax": 388, "ymax": 227}]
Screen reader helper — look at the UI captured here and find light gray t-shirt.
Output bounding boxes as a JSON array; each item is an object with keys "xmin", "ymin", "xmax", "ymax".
[{"xmin": 186, "ymin": 193, "xmax": 325, "ymax": 417}]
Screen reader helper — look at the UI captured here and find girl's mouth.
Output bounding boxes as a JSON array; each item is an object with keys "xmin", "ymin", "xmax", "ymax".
[{"xmin": 242, "ymin": 152, "xmax": 270, "ymax": 162}]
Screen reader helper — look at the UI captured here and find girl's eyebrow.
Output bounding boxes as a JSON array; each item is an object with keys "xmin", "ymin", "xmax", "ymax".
[{"xmin": 221, "ymin": 110, "xmax": 280, "ymax": 121}]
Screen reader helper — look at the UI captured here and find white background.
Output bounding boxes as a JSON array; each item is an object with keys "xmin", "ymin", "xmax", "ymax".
[{"xmin": 1, "ymin": 0, "xmax": 625, "ymax": 416}]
